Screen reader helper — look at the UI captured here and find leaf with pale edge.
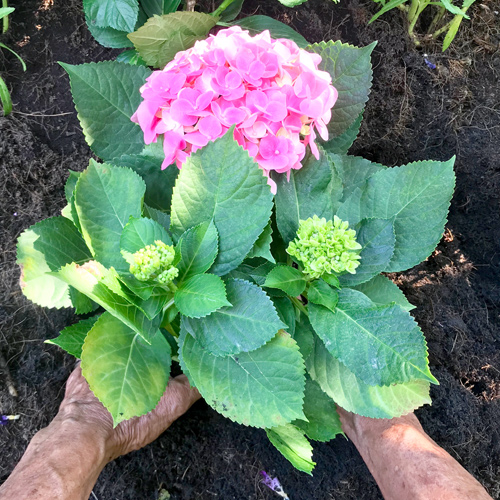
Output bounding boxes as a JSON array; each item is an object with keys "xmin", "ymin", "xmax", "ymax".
[
  {"xmin": 46, "ymin": 315, "xmax": 100, "ymax": 358},
  {"xmin": 339, "ymin": 218, "xmax": 395, "ymax": 287},
  {"xmin": 306, "ymin": 334, "xmax": 431, "ymax": 418},
  {"xmin": 264, "ymin": 265, "xmax": 306, "ymax": 297},
  {"xmin": 307, "ymin": 279, "xmax": 338, "ymax": 313},
  {"xmin": 75, "ymin": 161, "xmax": 145, "ymax": 272},
  {"xmin": 17, "ymin": 217, "xmax": 92, "ymax": 309},
  {"xmin": 128, "ymin": 12, "xmax": 217, "ymax": 68},
  {"xmin": 352, "ymin": 274, "xmax": 415, "ymax": 312},
  {"xmin": 61, "ymin": 61, "xmax": 151, "ymax": 160},
  {"xmin": 266, "ymin": 424, "xmax": 315, "ymax": 475},
  {"xmin": 337, "ymin": 158, "xmax": 456, "ymax": 272},
  {"xmin": 175, "ymin": 274, "xmax": 231, "ymax": 318},
  {"xmin": 170, "ymin": 130, "xmax": 273, "ymax": 276},
  {"xmin": 309, "ymin": 289, "xmax": 437, "ymax": 386},
  {"xmin": 83, "ymin": 0, "xmax": 139, "ymax": 32},
  {"xmin": 307, "ymin": 41, "xmax": 375, "ymax": 137},
  {"xmin": 176, "ymin": 221, "xmax": 218, "ymax": 283},
  {"xmin": 56, "ymin": 263, "xmax": 160, "ymax": 342},
  {"xmin": 294, "ymin": 377, "xmax": 343, "ymax": 442},
  {"xmin": 182, "ymin": 278, "xmax": 285, "ymax": 355},
  {"xmin": 81, "ymin": 312, "xmax": 171, "ymax": 426},
  {"xmin": 180, "ymin": 329, "xmax": 306, "ymax": 427}
]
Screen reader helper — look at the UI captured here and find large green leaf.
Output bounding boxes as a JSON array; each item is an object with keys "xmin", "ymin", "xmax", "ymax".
[
  {"xmin": 141, "ymin": 0, "xmax": 181, "ymax": 17},
  {"xmin": 128, "ymin": 12, "xmax": 217, "ymax": 68},
  {"xmin": 229, "ymin": 16, "xmax": 308, "ymax": 48},
  {"xmin": 273, "ymin": 150, "xmax": 341, "ymax": 244},
  {"xmin": 266, "ymin": 424, "xmax": 315, "ymax": 475},
  {"xmin": 75, "ymin": 160, "xmax": 145, "ymax": 272},
  {"xmin": 339, "ymin": 218, "xmax": 395, "ymax": 287},
  {"xmin": 182, "ymin": 278, "xmax": 285, "ymax": 356},
  {"xmin": 272, "ymin": 297, "xmax": 296, "ymax": 336},
  {"xmin": 175, "ymin": 274, "xmax": 231, "ymax": 318},
  {"xmin": 352, "ymin": 274, "xmax": 414, "ymax": 312},
  {"xmin": 46, "ymin": 315, "xmax": 100, "ymax": 358},
  {"xmin": 17, "ymin": 217, "xmax": 92, "ymax": 309},
  {"xmin": 336, "ymin": 158, "xmax": 456, "ymax": 272},
  {"xmin": 218, "ymin": 0, "xmax": 244, "ymax": 22},
  {"xmin": 306, "ymin": 334, "xmax": 432, "ymax": 418},
  {"xmin": 111, "ymin": 143, "xmax": 179, "ymax": 211},
  {"xmin": 56, "ymin": 262, "xmax": 160, "ymax": 342},
  {"xmin": 309, "ymin": 289, "xmax": 436, "ymax": 386},
  {"xmin": 307, "ymin": 41, "xmax": 375, "ymax": 137},
  {"xmin": 294, "ymin": 377, "xmax": 343, "ymax": 442},
  {"xmin": 85, "ymin": 21, "xmax": 134, "ymax": 48},
  {"xmin": 83, "ymin": 0, "xmax": 139, "ymax": 32},
  {"xmin": 61, "ymin": 61, "xmax": 151, "ymax": 160},
  {"xmin": 246, "ymin": 222, "xmax": 275, "ymax": 263},
  {"xmin": 170, "ymin": 131, "xmax": 273, "ymax": 276},
  {"xmin": 176, "ymin": 221, "xmax": 218, "ymax": 283},
  {"xmin": 81, "ymin": 312, "xmax": 171, "ymax": 426},
  {"xmin": 322, "ymin": 112, "xmax": 363, "ymax": 155},
  {"xmin": 307, "ymin": 279, "xmax": 338, "ymax": 313},
  {"xmin": 264, "ymin": 265, "xmax": 306, "ymax": 297},
  {"xmin": 180, "ymin": 330, "xmax": 306, "ymax": 427}
]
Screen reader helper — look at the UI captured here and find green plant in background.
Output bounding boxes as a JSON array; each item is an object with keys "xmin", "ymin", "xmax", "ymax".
[
  {"xmin": 0, "ymin": 3, "xmax": 26, "ymax": 116},
  {"xmin": 370, "ymin": 0, "xmax": 476, "ymax": 50}
]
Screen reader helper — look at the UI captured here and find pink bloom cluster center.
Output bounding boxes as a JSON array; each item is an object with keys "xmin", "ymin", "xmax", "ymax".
[{"xmin": 132, "ymin": 26, "xmax": 338, "ymax": 193}]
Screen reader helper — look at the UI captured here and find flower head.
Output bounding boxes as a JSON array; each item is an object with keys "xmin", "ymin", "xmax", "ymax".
[
  {"xmin": 132, "ymin": 27, "xmax": 338, "ymax": 193},
  {"xmin": 287, "ymin": 215, "xmax": 362, "ymax": 279},
  {"xmin": 130, "ymin": 240, "xmax": 178, "ymax": 284}
]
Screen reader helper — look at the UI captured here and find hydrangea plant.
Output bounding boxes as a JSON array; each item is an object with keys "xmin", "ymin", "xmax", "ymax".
[{"xmin": 17, "ymin": 23, "xmax": 455, "ymax": 475}]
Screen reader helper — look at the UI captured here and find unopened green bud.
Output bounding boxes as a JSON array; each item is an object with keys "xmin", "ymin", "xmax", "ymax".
[
  {"xmin": 287, "ymin": 215, "xmax": 362, "ymax": 279},
  {"xmin": 130, "ymin": 240, "xmax": 179, "ymax": 284}
]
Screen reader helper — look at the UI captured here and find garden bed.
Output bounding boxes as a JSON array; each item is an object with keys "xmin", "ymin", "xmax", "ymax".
[{"xmin": 1, "ymin": 0, "xmax": 499, "ymax": 498}]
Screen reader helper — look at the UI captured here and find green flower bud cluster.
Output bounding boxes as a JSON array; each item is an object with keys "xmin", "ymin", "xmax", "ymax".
[
  {"xmin": 287, "ymin": 215, "xmax": 362, "ymax": 279},
  {"xmin": 130, "ymin": 240, "xmax": 179, "ymax": 284}
]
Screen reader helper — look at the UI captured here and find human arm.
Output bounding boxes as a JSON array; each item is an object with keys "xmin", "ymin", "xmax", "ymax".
[
  {"xmin": 0, "ymin": 366, "xmax": 200, "ymax": 500},
  {"xmin": 337, "ymin": 407, "xmax": 492, "ymax": 500}
]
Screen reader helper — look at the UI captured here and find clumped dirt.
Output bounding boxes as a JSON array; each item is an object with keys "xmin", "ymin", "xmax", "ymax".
[{"xmin": 1, "ymin": 0, "xmax": 499, "ymax": 498}]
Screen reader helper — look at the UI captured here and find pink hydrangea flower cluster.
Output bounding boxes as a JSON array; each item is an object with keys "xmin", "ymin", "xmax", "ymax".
[{"xmin": 131, "ymin": 26, "xmax": 338, "ymax": 193}]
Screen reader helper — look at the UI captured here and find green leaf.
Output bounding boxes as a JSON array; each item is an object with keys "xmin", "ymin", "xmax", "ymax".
[
  {"xmin": 229, "ymin": 15, "xmax": 308, "ymax": 48},
  {"xmin": 182, "ymin": 278, "xmax": 286, "ymax": 355},
  {"xmin": 83, "ymin": 0, "xmax": 139, "ymax": 32},
  {"xmin": 16, "ymin": 217, "xmax": 92, "ymax": 309},
  {"xmin": 61, "ymin": 61, "xmax": 151, "ymax": 160},
  {"xmin": 264, "ymin": 265, "xmax": 306, "ymax": 297},
  {"xmin": 293, "ymin": 313, "xmax": 315, "ymax": 360},
  {"xmin": 266, "ymin": 424, "xmax": 315, "ymax": 475},
  {"xmin": 330, "ymin": 154, "xmax": 385, "ymax": 204},
  {"xmin": 115, "ymin": 49, "xmax": 147, "ymax": 66},
  {"xmin": 440, "ymin": 0, "xmax": 469, "ymax": 17},
  {"xmin": 369, "ymin": 0, "xmax": 408, "ymax": 23},
  {"xmin": 75, "ymin": 161, "xmax": 145, "ymax": 272},
  {"xmin": 442, "ymin": 13, "xmax": 465, "ymax": 51},
  {"xmin": 322, "ymin": 112, "xmax": 363, "ymax": 155},
  {"xmin": 272, "ymin": 297, "xmax": 296, "ymax": 336},
  {"xmin": 339, "ymin": 218, "xmax": 395, "ymax": 287},
  {"xmin": 277, "ymin": 0, "xmax": 308, "ymax": 5},
  {"xmin": 85, "ymin": 21, "xmax": 134, "ymax": 48},
  {"xmin": 309, "ymin": 289, "xmax": 437, "ymax": 386},
  {"xmin": 307, "ymin": 279, "xmax": 338, "ymax": 313},
  {"xmin": 306, "ymin": 334, "xmax": 432, "ymax": 418},
  {"xmin": 111, "ymin": 142, "xmax": 179, "ymax": 212},
  {"xmin": 64, "ymin": 170, "xmax": 81, "ymax": 203},
  {"xmin": 294, "ymin": 377, "xmax": 343, "ymax": 442},
  {"xmin": 141, "ymin": 0, "xmax": 181, "ymax": 17},
  {"xmin": 176, "ymin": 221, "xmax": 218, "ymax": 283},
  {"xmin": 217, "ymin": 0, "xmax": 244, "ymax": 22},
  {"xmin": 128, "ymin": 12, "xmax": 217, "ymax": 69},
  {"xmin": 180, "ymin": 330, "xmax": 306, "ymax": 427},
  {"xmin": 352, "ymin": 274, "xmax": 415, "ymax": 312},
  {"xmin": 307, "ymin": 41, "xmax": 375, "ymax": 137},
  {"xmin": 56, "ymin": 263, "xmax": 160, "ymax": 342},
  {"xmin": 322, "ymin": 273, "xmax": 341, "ymax": 289},
  {"xmin": 273, "ymin": 151, "xmax": 341, "ymax": 243},
  {"xmin": 170, "ymin": 130, "xmax": 273, "ymax": 276},
  {"xmin": 69, "ymin": 287, "xmax": 98, "ymax": 314},
  {"xmin": 336, "ymin": 158, "xmax": 456, "ymax": 272},
  {"xmin": 46, "ymin": 315, "xmax": 100, "ymax": 358},
  {"xmin": 0, "ymin": 76, "xmax": 13, "ymax": 116},
  {"xmin": 0, "ymin": 7, "xmax": 15, "ymax": 20},
  {"xmin": 175, "ymin": 274, "xmax": 230, "ymax": 318},
  {"xmin": 143, "ymin": 205, "xmax": 170, "ymax": 231},
  {"xmin": 81, "ymin": 312, "xmax": 171, "ymax": 426},
  {"xmin": 120, "ymin": 217, "xmax": 172, "ymax": 263},
  {"xmin": 246, "ymin": 222, "xmax": 275, "ymax": 263}
]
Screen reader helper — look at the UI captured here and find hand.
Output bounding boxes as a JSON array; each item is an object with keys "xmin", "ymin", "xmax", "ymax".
[{"xmin": 57, "ymin": 364, "xmax": 201, "ymax": 462}]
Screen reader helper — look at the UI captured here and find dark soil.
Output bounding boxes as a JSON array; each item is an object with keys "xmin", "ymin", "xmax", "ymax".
[{"xmin": 1, "ymin": 0, "xmax": 499, "ymax": 498}]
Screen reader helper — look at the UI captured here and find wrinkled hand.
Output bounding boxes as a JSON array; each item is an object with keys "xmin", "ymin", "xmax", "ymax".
[{"xmin": 57, "ymin": 364, "xmax": 200, "ymax": 462}]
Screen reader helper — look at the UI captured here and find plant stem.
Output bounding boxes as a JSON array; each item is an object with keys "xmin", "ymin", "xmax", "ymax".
[
  {"xmin": 2, "ymin": 0, "xmax": 8, "ymax": 33},
  {"xmin": 407, "ymin": 0, "xmax": 430, "ymax": 43},
  {"xmin": 427, "ymin": 6, "xmax": 445, "ymax": 34},
  {"xmin": 212, "ymin": 0, "xmax": 236, "ymax": 17},
  {"xmin": 432, "ymin": 19, "xmax": 453, "ymax": 38},
  {"xmin": 290, "ymin": 296, "xmax": 308, "ymax": 315}
]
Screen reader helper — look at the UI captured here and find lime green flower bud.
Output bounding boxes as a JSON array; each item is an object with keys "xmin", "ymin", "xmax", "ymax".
[
  {"xmin": 287, "ymin": 215, "xmax": 362, "ymax": 279},
  {"xmin": 130, "ymin": 240, "xmax": 179, "ymax": 284}
]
